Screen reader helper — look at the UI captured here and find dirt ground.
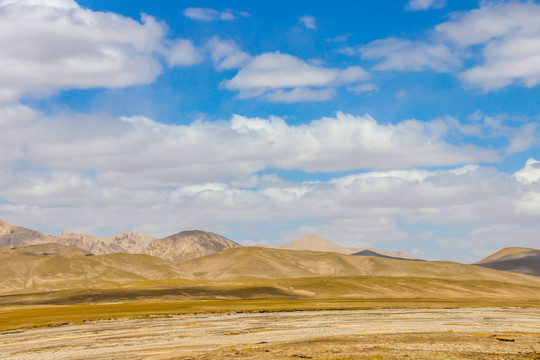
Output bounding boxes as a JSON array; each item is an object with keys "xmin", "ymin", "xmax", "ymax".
[{"xmin": 1, "ymin": 308, "xmax": 539, "ymax": 359}]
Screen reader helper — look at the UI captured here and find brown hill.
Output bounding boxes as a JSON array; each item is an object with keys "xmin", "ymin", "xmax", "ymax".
[
  {"xmin": 179, "ymin": 247, "xmax": 539, "ymax": 286},
  {"xmin": 2, "ymin": 245, "xmax": 540, "ymax": 299},
  {"xmin": 474, "ymin": 247, "xmax": 540, "ymax": 276},
  {"xmin": 0, "ymin": 243, "xmax": 184, "ymax": 294}
]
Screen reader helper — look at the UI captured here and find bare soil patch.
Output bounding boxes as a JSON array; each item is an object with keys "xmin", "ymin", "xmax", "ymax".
[{"xmin": 1, "ymin": 308, "xmax": 539, "ymax": 359}]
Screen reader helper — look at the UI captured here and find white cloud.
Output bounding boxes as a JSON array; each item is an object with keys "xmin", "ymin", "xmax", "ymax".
[
  {"xmin": 428, "ymin": 113, "xmax": 537, "ymax": 154},
  {"xmin": 2, "ymin": 145, "xmax": 539, "ymax": 256},
  {"xmin": 0, "ymin": 0, "xmax": 167, "ymax": 103},
  {"xmin": 360, "ymin": 2, "xmax": 540, "ymax": 91},
  {"xmin": 439, "ymin": 224, "xmax": 540, "ymax": 259},
  {"xmin": 183, "ymin": 7, "xmax": 248, "ymax": 22},
  {"xmin": 515, "ymin": 159, "xmax": 540, "ymax": 184},
  {"xmin": 507, "ymin": 123, "xmax": 537, "ymax": 153},
  {"xmin": 265, "ymin": 87, "xmax": 336, "ymax": 103},
  {"xmin": 360, "ymin": 38, "xmax": 460, "ymax": 72},
  {"xmin": 299, "ymin": 15, "xmax": 317, "ymax": 30},
  {"xmin": 0, "ymin": 105, "xmax": 537, "ymax": 253},
  {"xmin": 223, "ymin": 52, "xmax": 370, "ymax": 102},
  {"xmin": 326, "ymin": 34, "xmax": 350, "ymax": 43},
  {"xmin": 347, "ymin": 83, "xmax": 378, "ymax": 93},
  {"xmin": 0, "ymin": 105, "xmax": 500, "ymax": 191},
  {"xmin": 406, "ymin": 0, "xmax": 446, "ymax": 11},
  {"xmin": 436, "ymin": 1, "xmax": 540, "ymax": 90},
  {"xmin": 206, "ymin": 38, "xmax": 252, "ymax": 70},
  {"xmin": 166, "ymin": 39, "xmax": 203, "ymax": 66}
]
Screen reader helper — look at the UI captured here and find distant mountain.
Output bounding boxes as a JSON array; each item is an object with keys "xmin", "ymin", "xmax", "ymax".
[
  {"xmin": 0, "ymin": 219, "xmax": 240, "ymax": 261},
  {"xmin": 268, "ymin": 234, "xmax": 352, "ymax": 254},
  {"xmin": 263, "ymin": 234, "xmax": 421, "ymax": 260},
  {"xmin": 146, "ymin": 230, "xmax": 241, "ymax": 261},
  {"xmin": 57, "ymin": 231, "xmax": 156, "ymax": 255},
  {"xmin": 352, "ymin": 250, "xmax": 424, "ymax": 261},
  {"xmin": 0, "ymin": 219, "xmax": 55, "ymax": 247},
  {"xmin": 474, "ymin": 247, "xmax": 540, "ymax": 276}
]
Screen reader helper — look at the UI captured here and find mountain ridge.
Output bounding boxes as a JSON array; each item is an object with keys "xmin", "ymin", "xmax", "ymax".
[
  {"xmin": 0, "ymin": 219, "xmax": 240, "ymax": 261},
  {"xmin": 260, "ymin": 234, "xmax": 421, "ymax": 260}
]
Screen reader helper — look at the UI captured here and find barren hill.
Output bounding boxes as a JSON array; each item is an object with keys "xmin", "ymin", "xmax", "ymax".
[
  {"xmin": 2, "ymin": 244, "xmax": 540, "ymax": 298},
  {"xmin": 179, "ymin": 247, "xmax": 539, "ymax": 286},
  {"xmin": 0, "ymin": 243, "xmax": 184, "ymax": 293},
  {"xmin": 474, "ymin": 247, "xmax": 540, "ymax": 276}
]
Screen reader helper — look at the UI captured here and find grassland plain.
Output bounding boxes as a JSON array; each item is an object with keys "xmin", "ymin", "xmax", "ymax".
[{"xmin": 1, "ymin": 276, "xmax": 540, "ymax": 331}]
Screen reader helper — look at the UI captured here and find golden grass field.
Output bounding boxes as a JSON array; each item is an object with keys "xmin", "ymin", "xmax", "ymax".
[
  {"xmin": 1, "ymin": 245, "xmax": 540, "ymax": 359},
  {"xmin": 1, "ymin": 275, "xmax": 539, "ymax": 331}
]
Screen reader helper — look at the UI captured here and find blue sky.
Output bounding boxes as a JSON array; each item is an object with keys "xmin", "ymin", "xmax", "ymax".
[{"xmin": 1, "ymin": 0, "xmax": 540, "ymax": 262}]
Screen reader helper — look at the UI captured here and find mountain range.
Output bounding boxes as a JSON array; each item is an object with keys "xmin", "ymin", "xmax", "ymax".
[
  {"xmin": 0, "ymin": 219, "xmax": 240, "ymax": 261},
  {"xmin": 0, "ymin": 218, "xmax": 539, "ymax": 298},
  {"xmin": 0, "ymin": 219, "xmax": 418, "ymax": 261}
]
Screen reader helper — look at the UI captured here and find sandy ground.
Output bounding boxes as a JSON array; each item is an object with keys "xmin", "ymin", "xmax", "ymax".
[{"xmin": 1, "ymin": 308, "xmax": 540, "ymax": 359}]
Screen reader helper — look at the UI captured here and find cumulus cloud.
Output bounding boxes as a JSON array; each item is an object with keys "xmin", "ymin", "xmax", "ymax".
[
  {"xmin": 166, "ymin": 39, "xmax": 203, "ymax": 66},
  {"xmin": 436, "ymin": 2, "xmax": 540, "ymax": 90},
  {"xmin": 515, "ymin": 159, "xmax": 540, "ymax": 184},
  {"xmin": 0, "ymin": 104, "xmax": 537, "ymax": 254},
  {"xmin": 223, "ymin": 52, "xmax": 370, "ymax": 102},
  {"xmin": 299, "ymin": 15, "xmax": 317, "ymax": 30},
  {"xmin": 1, "ymin": 140, "xmax": 539, "ymax": 257},
  {"xmin": 360, "ymin": 38, "xmax": 460, "ymax": 72},
  {"xmin": 0, "ymin": 106, "xmax": 500, "ymax": 186},
  {"xmin": 406, "ymin": 0, "xmax": 446, "ymax": 11},
  {"xmin": 0, "ymin": 0, "xmax": 167, "ymax": 103},
  {"xmin": 358, "ymin": 2, "xmax": 540, "ymax": 91},
  {"xmin": 206, "ymin": 38, "xmax": 252, "ymax": 70},
  {"xmin": 183, "ymin": 7, "xmax": 248, "ymax": 22}
]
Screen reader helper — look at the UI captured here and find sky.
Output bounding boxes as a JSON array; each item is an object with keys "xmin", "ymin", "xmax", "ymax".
[{"xmin": 1, "ymin": 0, "xmax": 540, "ymax": 262}]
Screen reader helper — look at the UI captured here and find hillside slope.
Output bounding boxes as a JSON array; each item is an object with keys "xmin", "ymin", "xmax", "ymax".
[
  {"xmin": 475, "ymin": 247, "xmax": 540, "ymax": 276},
  {"xmin": 3, "ymin": 244, "xmax": 540, "ymax": 297},
  {"xmin": 179, "ymin": 247, "xmax": 540, "ymax": 286},
  {"xmin": 0, "ymin": 243, "xmax": 184, "ymax": 293}
]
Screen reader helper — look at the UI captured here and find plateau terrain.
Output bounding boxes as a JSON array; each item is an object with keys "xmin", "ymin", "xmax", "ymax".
[{"xmin": 1, "ymin": 220, "xmax": 539, "ymax": 359}]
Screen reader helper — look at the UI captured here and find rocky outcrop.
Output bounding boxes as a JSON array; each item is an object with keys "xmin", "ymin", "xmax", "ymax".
[
  {"xmin": 0, "ymin": 219, "xmax": 240, "ymax": 261},
  {"xmin": 147, "ymin": 230, "xmax": 241, "ymax": 260}
]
